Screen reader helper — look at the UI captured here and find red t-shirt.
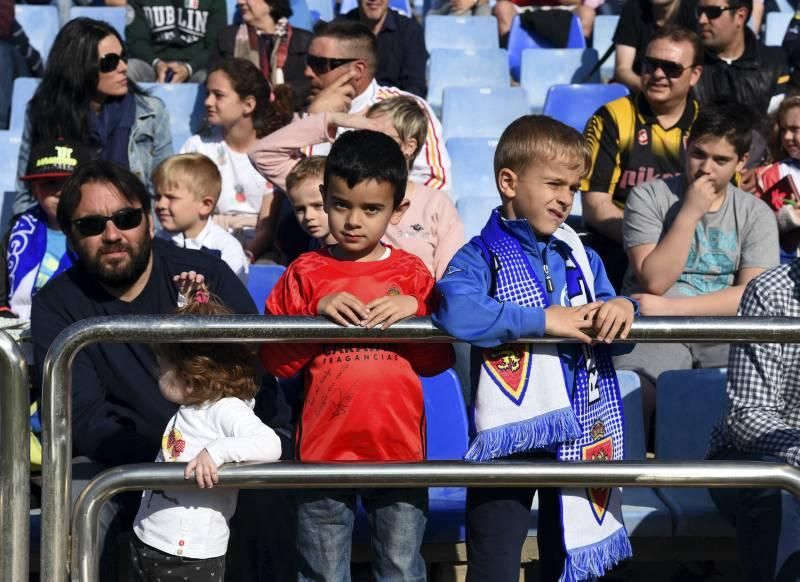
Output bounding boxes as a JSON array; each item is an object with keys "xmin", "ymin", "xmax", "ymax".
[{"xmin": 260, "ymin": 247, "xmax": 454, "ymax": 462}]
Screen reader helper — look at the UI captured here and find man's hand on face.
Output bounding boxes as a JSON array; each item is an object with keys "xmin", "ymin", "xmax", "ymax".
[{"xmin": 308, "ymin": 69, "xmax": 358, "ymax": 114}]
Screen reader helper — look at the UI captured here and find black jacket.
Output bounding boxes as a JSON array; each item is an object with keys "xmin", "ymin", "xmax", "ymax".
[{"xmin": 693, "ymin": 28, "xmax": 788, "ymax": 116}]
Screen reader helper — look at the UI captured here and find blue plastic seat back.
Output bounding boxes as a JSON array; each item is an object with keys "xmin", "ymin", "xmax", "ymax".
[
  {"xmin": 422, "ymin": 369, "xmax": 469, "ymax": 460},
  {"xmin": 10, "ymin": 77, "xmax": 39, "ymax": 135},
  {"xmin": 542, "ymin": 83, "xmax": 629, "ymax": 132},
  {"xmin": 521, "ymin": 48, "xmax": 599, "ymax": 112},
  {"xmin": 247, "ymin": 264, "xmax": 286, "ymax": 314},
  {"xmin": 442, "ymin": 86, "xmax": 529, "ymax": 142},
  {"xmin": 765, "ymin": 11, "xmax": 793, "ymax": 46},
  {"xmin": 507, "ymin": 13, "xmax": 585, "ymax": 81},
  {"xmin": 139, "ymin": 83, "xmax": 207, "ymax": 149},
  {"xmin": 0, "ymin": 131, "xmax": 22, "ymax": 195},
  {"xmin": 617, "ymin": 370, "xmax": 645, "ymax": 460},
  {"xmin": 15, "ymin": 5, "xmax": 59, "ymax": 63},
  {"xmin": 307, "ymin": 0, "xmax": 335, "ymax": 20},
  {"xmin": 592, "ymin": 14, "xmax": 619, "ymax": 81},
  {"xmin": 457, "ymin": 196, "xmax": 498, "ymax": 239},
  {"xmin": 69, "ymin": 7, "xmax": 127, "ymax": 39},
  {"xmin": 655, "ymin": 368, "xmax": 728, "ymax": 460},
  {"xmin": 447, "ymin": 137, "xmax": 497, "ymax": 202},
  {"xmin": 424, "ymin": 15, "xmax": 499, "ymax": 51},
  {"xmin": 427, "ymin": 48, "xmax": 509, "ymax": 114}
]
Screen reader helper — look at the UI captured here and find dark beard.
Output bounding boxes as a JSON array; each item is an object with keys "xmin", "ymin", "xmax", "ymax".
[{"xmin": 78, "ymin": 235, "xmax": 153, "ymax": 288}]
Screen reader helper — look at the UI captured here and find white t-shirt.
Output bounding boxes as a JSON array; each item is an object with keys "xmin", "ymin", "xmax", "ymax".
[
  {"xmin": 157, "ymin": 220, "xmax": 249, "ymax": 284},
  {"xmin": 133, "ymin": 397, "xmax": 282, "ymax": 559},
  {"xmin": 181, "ymin": 128, "xmax": 273, "ymax": 215}
]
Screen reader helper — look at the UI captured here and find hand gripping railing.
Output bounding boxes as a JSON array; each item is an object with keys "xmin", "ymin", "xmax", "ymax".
[
  {"xmin": 0, "ymin": 331, "xmax": 30, "ymax": 582},
  {"xmin": 42, "ymin": 315, "xmax": 800, "ymax": 582},
  {"xmin": 71, "ymin": 459, "xmax": 800, "ymax": 582}
]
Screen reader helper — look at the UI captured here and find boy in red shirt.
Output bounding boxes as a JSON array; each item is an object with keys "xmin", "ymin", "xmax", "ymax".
[{"xmin": 261, "ymin": 130, "xmax": 454, "ymax": 581}]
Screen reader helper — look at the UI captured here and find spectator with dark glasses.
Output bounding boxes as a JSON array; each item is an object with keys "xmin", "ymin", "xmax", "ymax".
[{"xmin": 13, "ymin": 18, "xmax": 173, "ymax": 216}]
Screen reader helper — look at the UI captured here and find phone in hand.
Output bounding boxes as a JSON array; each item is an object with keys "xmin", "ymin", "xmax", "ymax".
[{"xmin": 165, "ymin": 69, "xmax": 174, "ymax": 83}]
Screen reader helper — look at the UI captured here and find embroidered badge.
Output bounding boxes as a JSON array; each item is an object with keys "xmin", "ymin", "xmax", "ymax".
[
  {"xmin": 445, "ymin": 265, "xmax": 463, "ymax": 276},
  {"xmin": 637, "ymin": 128, "xmax": 649, "ymax": 146},
  {"xmin": 386, "ymin": 285, "xmax": 401, "ymax": 296},
  {"xmin": 482, "ymin": 344, "xmax": 532, "ymax": 406},
  {"xmin": 582, "ymin": 423, "xmax": 614, "ymax": 524},
  {"xmin": 163, "ymin": 427, "xmax": 186, "ymax": 461}
]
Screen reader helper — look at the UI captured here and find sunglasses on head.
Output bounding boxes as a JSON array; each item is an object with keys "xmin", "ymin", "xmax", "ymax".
[
  {"xmin": 98, "ymin": 51, "xmax": 127, "ymax": 74},
  {"xmin": 72, "ymin": 207, "xmax": 144, "ymax": 237},
  {"xmin": 305, "ymin": 54, "xmax": 357, "ymax": 76},
  {"xmin": 696, "ymin": 5, "xmax": 739, "ymax": 19},
  {"xmin": 642, "ymin": 56, "xmax": 693, "ymax": 78}
]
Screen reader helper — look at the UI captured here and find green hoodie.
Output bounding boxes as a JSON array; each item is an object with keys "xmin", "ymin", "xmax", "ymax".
[{"xmin": 126, "ymin": 0, "xmax": 227, "ymax": 75}]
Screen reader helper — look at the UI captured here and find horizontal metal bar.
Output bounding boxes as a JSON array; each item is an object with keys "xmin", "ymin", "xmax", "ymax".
[{"xmin": 72, "ymin": 460, "xmax": 800, "ymax": 582}]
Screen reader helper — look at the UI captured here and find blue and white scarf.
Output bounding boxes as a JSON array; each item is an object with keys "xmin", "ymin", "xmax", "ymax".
[{"xmin": 468, "ymin": 209, "xmax": 631, "ymax": 581}]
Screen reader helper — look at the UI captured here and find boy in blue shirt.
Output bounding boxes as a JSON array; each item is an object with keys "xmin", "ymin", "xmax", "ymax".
[{"xmin": 434, "ymin": 115, "xmax": 636, "ymax": 582}]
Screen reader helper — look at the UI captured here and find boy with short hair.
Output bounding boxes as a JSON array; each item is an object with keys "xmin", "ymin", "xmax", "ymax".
[
  {"xmin": 153, "ymin": 153, "xmax": 249, "ymax": 283},
  {"xmin": 0, "ymin": 138, "xmax": 90, "ymax": 320},
  {"xmin": 616, "ymin": 103, "xmax": 779, "ymax": 434},
  {"xmin": 433, "ymin": 115, "xmax": 635, "ymax": 582},
  {"xmin": 284, "ymin": 156, "xmax": 336, "ymax": 249},
  {"xmin": 261, "ymin": 130, "xmax": 454, "ymax": 581}
]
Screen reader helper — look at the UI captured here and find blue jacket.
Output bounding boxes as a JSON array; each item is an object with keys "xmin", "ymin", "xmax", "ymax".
[
  {"xmin": 433, "ymin": 213, "xmax": 636, "ymax": 394},
  {"xmin": 14, "ymin": 91, "xmax": 173, "ymax": 214}
]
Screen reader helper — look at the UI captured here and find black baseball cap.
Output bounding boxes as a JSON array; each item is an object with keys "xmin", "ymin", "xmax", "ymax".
[{"xmin": 20, "ymin": 139, "xmax": 93, "ymax": 181}]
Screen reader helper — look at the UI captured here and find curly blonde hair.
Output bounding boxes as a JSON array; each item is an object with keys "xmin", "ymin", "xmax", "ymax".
[{"xmin": 153, "ymin": 297, "xmax": 259, "ymax": 405}]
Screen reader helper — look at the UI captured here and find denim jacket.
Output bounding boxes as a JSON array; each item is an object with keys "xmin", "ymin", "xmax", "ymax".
[{"xmin": 14, "ymin": 91, "xmax": 173, "ymax": 214}]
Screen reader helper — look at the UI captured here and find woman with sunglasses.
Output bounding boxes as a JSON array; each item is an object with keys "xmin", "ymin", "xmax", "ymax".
[
  {"xmin": 212, "ymin": 0, "xmax": 312, "ymax": 111},
  {"xmin": 180, "ymin": 58, "xmax": 294, "ymax": 260},
  {"xmin": 13, "ymin": 18, "xmax": 173, "ymax": 216}
]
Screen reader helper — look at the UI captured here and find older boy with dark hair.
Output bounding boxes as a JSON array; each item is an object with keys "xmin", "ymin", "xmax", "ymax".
[
  {"xmin": 434, "ymin": 115, "xmax": 636, "ymax": 582},
  {"xmin": 261, "ymin": 130, "xmax": 454, "ymax": 581}
]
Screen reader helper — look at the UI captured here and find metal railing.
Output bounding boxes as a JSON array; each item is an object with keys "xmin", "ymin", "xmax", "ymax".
[
  {"xmin": 41, "ymin": 315, "xmax": 800, "ymax": 582},
  {"xmin": 0, "ymin": 331, "xmax": 30, "ymax": 582},
  {"xmin": 72, "ymin": 460, "xmax": 800, "ymax": 582}
]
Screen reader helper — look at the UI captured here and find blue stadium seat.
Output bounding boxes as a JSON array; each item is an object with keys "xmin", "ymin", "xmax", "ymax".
[
  {"xmin": 542, "ymin": 83, "xmax": 629, "ymax": 132},
  {"xmin": 139, "ymin": 83, "xmax": 207, "ymax": 149},
  {"xmin": 339, "ymin": 0, "xmax": 411, "ymax": 15},
  {"xmin": 10, "ymin": 77, "xmax": 39, "ymax": 134},
  {"xmin": 424, "ymin": 15, "xmax": 499, "ymax": 51},
  {"xmin": 15, "ymin": 5, "xmax": 59, "ymax": 63},
  {"xmin": 0, "ymin": 131, "xmax": 21, "ymax": 194},
  {"xmin": 226, "ymin": 0, "xmax": 237, "ymax": 23},
  {"xmin": 655, "ymin": 368, "xmax": 735, "ymax": 538},
  {"xmin": 69, "ymin": 7, "xmax": 127, "ymax": 39},
  {"xmin": 592, "ymin": 14, "xmax": 619, "ymax": 82},
  {"xmin": 307, "ymin": 0, "xmax": 335, "ymax": 21},
  {"xmin": 765, "ymin": 11, "xmax": 793, "ymax": 47},
  {"xmin": 507, "ymin": 14, "xmax": 585, "ymax": 81},
  {"xmin": 520, "ymin": 48, "xmax": 599, "ymax": 112},
  {"xmin": 427, "ymin": 49, "xmax": 509, "ymax": 115},
  {"xmin": 457, "ymin": 195, "xmax": 498, "ymax": 239},
  {"xmin": 247, "ymin": 264, "xmax": 286, "ymax": 313},
  {"xmin": 447, "ymin": 137, "xmax": 497, "ymax": 202},
  {"xmin": 442, "ymin": 86, "xmax": 528, "ymax": 142}
]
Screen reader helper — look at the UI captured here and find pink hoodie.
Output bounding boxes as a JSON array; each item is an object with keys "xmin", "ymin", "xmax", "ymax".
[{"xmin": 249, "ymin": 113, "xmax": 465, "ymax": 280}]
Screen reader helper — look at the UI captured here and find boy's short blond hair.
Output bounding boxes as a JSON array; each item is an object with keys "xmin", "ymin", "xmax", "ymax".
[
  {"xmin": 152, "ymin": 153, "xmax": 222, "ymax": 201},
  {"xmin": 494, "ymin": 115, "xmax": 591, "ymax": 181},
  {"xmin": 367, "ymin": 96, "xmax": 427, "ymax": 161},
  {"xmin": 286, "ymin": 156, "xmax": 326, "ymax": 195}
]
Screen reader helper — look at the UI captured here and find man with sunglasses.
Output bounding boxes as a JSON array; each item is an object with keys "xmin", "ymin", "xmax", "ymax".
[
  {"xmin": 581, "ymin": 25, "xmax": 702, "ymax": 290},
  {"xmin": 693, "ymin": 0, "xmax": 788, "ymax": 116},
  {"xmin": 29, "ymin": 160, "xmax": 260, "ymax": 578},
  {"xmin": 302, "ymin": 20, "xmax": 451, "ymax": 191}
]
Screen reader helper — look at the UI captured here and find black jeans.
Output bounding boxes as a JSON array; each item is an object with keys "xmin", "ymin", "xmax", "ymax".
[{"xmin": 130, "ymin": 535, "xmax": 226, "ymax": 581}]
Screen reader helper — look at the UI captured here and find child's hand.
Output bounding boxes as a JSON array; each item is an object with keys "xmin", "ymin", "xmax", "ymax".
[
  {"xmin": 317, "ymin": 292, "xmax": 369, "ymax": 327},
  {"xmin": 631, "ymin": 293, "xmax": 670, "ymax": 316},
  {"xmin": 592, "ymin": 298, "xmax": 635, "ymax": 343},
  {"xmin": 185, "ymin": 448, "xmax": 219, "ymax": 489},
  {"xmin": 363, "ymin": 295, "xmax": 418, "ymax": 329},
  {"xmin": 544, "ymin": 302, "xmax": 603, "ymax": 344},
  {"xmin": 173, "ymin": 271, "xmax": 208, "ymax": 296}
]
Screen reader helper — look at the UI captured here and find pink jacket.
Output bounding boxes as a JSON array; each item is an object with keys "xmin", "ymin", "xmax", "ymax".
[{"xmin": 249, "ymin": 113, "xmax": 465, "ymax": 279}]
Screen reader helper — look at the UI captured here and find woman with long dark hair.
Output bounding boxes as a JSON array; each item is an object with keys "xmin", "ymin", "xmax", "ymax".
[
  {"xmin": 13, "ymin": 18, "xmax": 173, "ymax": 214},
  {"xmin": 180, "ymin": 58, "xmax": 293, "ymax": 257},
  {"xmin": 212, "ymin": 0, "xmax": 311, "ymax": 110}
]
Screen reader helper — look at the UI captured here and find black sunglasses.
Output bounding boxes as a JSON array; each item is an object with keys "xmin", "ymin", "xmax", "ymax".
[
  {"xmin": 72, "ymin": 207, "xmax": 144, "ymax": 237},
  {"xmin": 98, "ymin": 51, "xmax": 127, "ymax": 74},
  {"xmin": 642, "ymin": 56, "xmax": 693, "ymax": 79},
  {"xmin": 305, "ymin": 54, "xmax": 357, "ymax": 76},
  {"xmin": 696, "ymin": 5, "xmax": 739, "ymax": 19}
]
